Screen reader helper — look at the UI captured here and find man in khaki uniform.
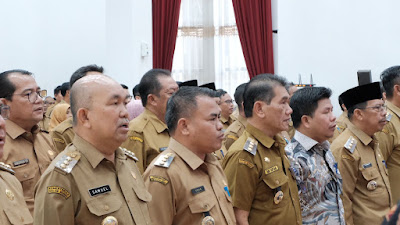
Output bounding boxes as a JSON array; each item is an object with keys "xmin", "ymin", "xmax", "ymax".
[
  {"xmin": 50, "ymin": 65, "xmax": 104, "ymax": 153},
  {"xmin": 222, "ymin": 83, "xmax": 247, "ymax": 152},
  {"xmin": 376, "ymin": 66, "xmax": 400, "ymax": 203},
  {"xmin": 222, "ymin": 74, "xmax": 302, "ymax": 225},
  {"xmin": 38, "ymin": 96, "xmax": 55, "ymax": 132},
  {"xmin": 331, "ymin": 82, "xmax": 392, "ymax": 225},
  {"xmin": 121, "ymin": 69, "xmax": 179, "ymax": 173},
  {"xmin": 332, "ymin": 94, "xmax": 351, "ymax": 141},
  {"xmin": 0, "ymin": 104, "xmax": 33, "ymax": 225},
  {"xmin": 0, "ymin": 69, "xmax": 56, "ymax": 214},
  {"xmin": 34, "ymin": 75, "xmax": 152, "ymax": 225},
  {"xmin": 217, "ymin": 89, "xmax": 235, "ymax": 130},
  {"xmin": 144, "ymin": 86, "xmax": 236, "ymax": 225}
]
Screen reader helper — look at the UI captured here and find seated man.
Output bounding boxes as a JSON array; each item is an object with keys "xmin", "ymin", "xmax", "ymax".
[
  {"xmin": 285, "ymin": 87, "xmax": 345, "ymax": 224},
  {"xmin": 331, "ymin": 82, "xmax": 392, "ymax": 225},
  {"xmin": 144, "ymin": 86, "xmax": 236, "ymax": 225},
  {"xmin": 34, "ymin": 75, "xmax": 151, "ymax": 224}
]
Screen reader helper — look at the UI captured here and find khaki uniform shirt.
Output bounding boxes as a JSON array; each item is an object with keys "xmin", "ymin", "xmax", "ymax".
[
  {"xmin": 38, "ymin": 114, "xmax": 50, "ymax": 132},
  {"xmin": 50, "ymin": 117, "xmax": 74, "ymax": 154},
  {"xmin": 287, "ymin": 119, "xmax": 295, "ymax": 139},
  {"xmin": 0, "ymin": 163, "xmax": 33, "ymax": 225},
  {"xmin": 121, "ymin": 109, "xmax": 170, "ymax": 174},
  {"xmin": 34, "ymin": 135, "xmax": 152, "ymax": 225},
  {"xmin": 331, "ymin": 123, "xmax": 392, "ymax": 225},
  {"xmin": 143, "ymin": 138, "xmax": 236, "ymax": 225},
  {"xmin": 332, "ymin": 111, "xmax": 351, "ymax": 141},
  {"xmin": 376, "ymin": 101, "xmax": 400, "ymax": 203},
  {"xmin": 220, "ymin": 115, "xmax": 234, "ymax": 131},
  {"xmin": 222, "ymin": 124, "xmax": 302, "ymax": 225},
  {"xmin": 222, "ymin": 114, "xmax": 247, "ymax": 152},
  {"xmin": 1, "ymin": 120, "xmax": 56, "ymax": 214}
]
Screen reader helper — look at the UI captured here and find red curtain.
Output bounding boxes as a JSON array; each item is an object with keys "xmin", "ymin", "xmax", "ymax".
[
  {"xmin": 152, "ymin": 0, "xmax": 182, "ymax": 70},
  {"xmin": 232, "ymin": 0, "xmax": 274, "ymax": 78}
]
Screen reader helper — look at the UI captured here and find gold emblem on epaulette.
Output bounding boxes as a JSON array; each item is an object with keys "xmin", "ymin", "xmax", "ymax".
[
  {"xmin": 344, "ymin": 136, "xmax": 356, "ymax": 153},
  {"xmin": 5, "ymin": 189, "xmax": 14, "ymax": 201},
  {"xmin": 102, "ymin": 216, "xmax": 118, "ymax": 225},
  {"xmin": 201, "ymin": 216, "xmax": 215, "ymax": 225},
  {"xmin": 121, "ymin": 148, "xmax": 138, "ymax": 162},
  {"xmin": 55, "ymin": 152, "xmax": 80, "ymax": 173},
  {"xmin": 264, "ymin": 157, "xmax": 270, "ymax": 163},
  {"xmin": 154, "ymin": 153, "xmax": 175, "ymax": 168},
  {"xmin": 274, "ymin": 191, "xmax": 284, "ymax": 204},
  {"xmin": 367, "ymin": 180, "xmax": 377, "ymax": 191}
]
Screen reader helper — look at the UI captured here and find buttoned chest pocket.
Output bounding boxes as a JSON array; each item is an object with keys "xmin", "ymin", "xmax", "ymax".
[
  {"xmin": 361, "ymin": 167, "xmax": 384, "ymax": 194},
  {"xmin": 188, "ymin": 192, "xmax": 217, "ymax": 214},
  {"xmin": 262, "ymin": 167, "xmax": 290, "ymax": 208},
  {"xmin": 86, "ymin": 193, "xmax": 122, "ymax": 216},
  {"xmin": 13, "ymin": 165, "xmax": 36, "ymax": 195}
]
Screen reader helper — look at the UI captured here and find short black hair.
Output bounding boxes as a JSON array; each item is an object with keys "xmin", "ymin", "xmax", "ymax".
[
  {"xmin": 243, "ymin": 74, "xmax": 287, "ymax": 118},
  {"xmin": 285, "ymin": 82, "xmax": 295, "ymax": 92},
  {"xmin": 234, "ymin": 83, "xmax": 247, "ymax": 111},
  {"xmin": 0, "ymin": 69, "xmax": 33, "ymax": 100},
  {"xmin": 166, "ymin": 86, "xmax": 215, "ymax": 135},
  {"xmin": 121, "ymin": 84, "xmax": 128, "ymax": 90},
  {"xmin": 215, "ymin": 89, "xmax": 227, "ymax": 98},
  {"xmin": 132, "ymin": 84, "xmax": 140, "ymax": 97},
  {"xmin": 139, "ymin": 69, "xmax": 171, "ymax": 107},
  {"xmin": 54, "ymin": 85, "xmax": 61, "ymax": 96},
  {"xmin": 380, "ymin": 65, "xmax": 400, "ymax": 99},
  {"xmin": 69, "ymin": 64, "xmax": 104, "ymax": 87},
  {"xmin": 347, "ymin": 101, "xmax": 368, "ymax": 120},
  {"xmin": 290, "ymin": 87, "xmax": 332, "ymax": 128},
  {"xmin": 60, "ymin": 82, "xmax": 70, "ymax": 97}
]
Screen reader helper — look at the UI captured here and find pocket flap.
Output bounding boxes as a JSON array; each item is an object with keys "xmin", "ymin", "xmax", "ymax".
[
  {"xmin": 3, "ymin": 207, "xmax": 33, "ymax": 224},
  {"xmin": 14, "ymin": 166, "xmax": 35, "ymax": 182},
  {"xmin": 188, "ymin": 193, "xmax": 217, "ymax": 214},
  {"xmin": 133, "ymin": 187, "xmax": 152, "ymax": 202},
  {"xmin": 86, "ymin": 194, "xmax": 122, "ymax": 216},
  {"xmin": 361, "ymin": 167, "xmax": 379, "ymax": 181},
  {"xmin": 263, "ymin": 169, "xmax": 289, "ymax": 190}
]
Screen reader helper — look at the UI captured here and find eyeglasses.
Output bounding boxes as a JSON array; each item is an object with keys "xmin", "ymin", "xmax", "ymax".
[
  {"xmin": 223, "ymin": 99, "xmax": 234, "ymax": 104},
  {"xmin": 126, "ymin": 95, "xmax": 133, "ymax": 103},
  {"xmin": 0, "ymin": 105, "xmax": 10, "ymax": 120},
  {"xmin": 11, "ymin": 91, "xmax": 43, "ymax": 103},
  {"xmin": 360, "ymin": 104, "xmax": 387, "ymax": 112},
  {"xmin": 44, "ymin": 101, "xmax": 55, "ymax": 105}
]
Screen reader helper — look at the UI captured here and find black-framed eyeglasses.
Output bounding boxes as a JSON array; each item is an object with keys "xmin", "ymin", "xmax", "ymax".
[
  {"xmin": 0, "ymin": 105, "xmax": 10, "ymax": 120},
  {"xmin": 223, "ymin": 99, "xmax": 234, "ymax": 104},
  {"xmin": 11, "ymin": 91, "xmax": 43, "ymax": 103},
  {"xmin": 360, "ymin": 104, "xmax": 386, "ymax": 112}
]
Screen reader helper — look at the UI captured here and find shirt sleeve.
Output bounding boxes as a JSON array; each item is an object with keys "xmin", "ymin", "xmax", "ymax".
[{"xmin": 121, "ymin": 131, "xmax": 145, "ymax": 174}]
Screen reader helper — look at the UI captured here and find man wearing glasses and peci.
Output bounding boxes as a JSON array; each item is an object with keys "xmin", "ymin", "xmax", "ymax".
[{"xmin": 0, "ymin": 69, "xmax": 56, "ymax": 215}]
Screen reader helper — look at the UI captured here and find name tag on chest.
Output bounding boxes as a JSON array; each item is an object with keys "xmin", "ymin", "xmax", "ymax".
[
  {"xmin": 191, "ymin": 186, "xmax": 205, "ymax": 195},
  {"xmin": 13, "ymin": 159, "xmax": 29, "ymax": 167},
  {"xmin": 88, "ymin": 185, "xmax": 111, "ymax": 197}
]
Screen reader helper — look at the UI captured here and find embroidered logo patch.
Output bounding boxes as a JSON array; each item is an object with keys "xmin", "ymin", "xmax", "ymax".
[
  {"xmin": 88, "ymin": 185, "xmax": 111, "ymax": 197},
  {"xmin": 48, "ymin": 186, "xmax": 71, "ymax": 199},
  {"xmin": 52, "ymin": 138, "xmax": 65, "ymax": 144},
  {"xmin": 238, "ymin": 158, "xmax": 254, "ymax": 168},
  {"xmin": 12, "ymin": 159, "xmax": 29, "ymax": 167},
  {"xmin": 129, "ymin": 136, "xmax": 143, "ymax": 142},
  {"xmin": 265, "ymin": 166, "xmax": 279, "ymax": 175},
  {"xmin": 149, "ymin": 175, "xmax": 169, "ymax": 185},
  {"xmin": 191, "ymin": 186, "xmax": 205, "ymax": 195}
]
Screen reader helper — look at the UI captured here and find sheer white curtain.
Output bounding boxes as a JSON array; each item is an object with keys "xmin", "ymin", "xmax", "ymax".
[{"xmin": 172, "ymin": 0, "xmax": 249, "ymax": 95}]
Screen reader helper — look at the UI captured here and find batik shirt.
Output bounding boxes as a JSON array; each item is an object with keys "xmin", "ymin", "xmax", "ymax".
[{"xmin": 285, "ymin": 131, "xmax": 345, "ymax": 225}]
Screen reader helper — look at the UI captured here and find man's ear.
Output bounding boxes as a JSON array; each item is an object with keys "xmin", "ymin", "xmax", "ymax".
[
  {"xmin": 300, "ymin": 115, "xmax": 312, "ymax": 128},
  {"xmin": 253, "ymin": 101, "xmax": 265, "ymax": 118},
  {"xmin": 0, "ymin": 98, "xmax": 8, "ymax": 106},
  {"xmin": 177, "ymin": 118, "xmax": 190, "ymax": 136},
  {"xmin": 76, "ymin": 108, "xmax": 91, "ymax": 128},
  {"xmin": 353, "ymin": 108, "xmax": 364, "ymax": 121},
  {"xmin": 147, "ymin": 94, "xmax": 157, "ymax": 107},
  {"xmin": 394, "ymin": 84, "xmax": 400, "ymax": 97}
]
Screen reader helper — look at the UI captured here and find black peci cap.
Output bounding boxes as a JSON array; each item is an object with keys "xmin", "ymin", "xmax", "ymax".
[{"xmin": 341, "ymin": 82, "xmax": 383, "ymax": 109}]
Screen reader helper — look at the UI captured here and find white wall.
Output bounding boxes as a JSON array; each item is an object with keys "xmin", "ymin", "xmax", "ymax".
[
  {"xmin": 276, "ymin": 1, "xmax": 400, "ymax": 115},
  {"xmin": 0, "ymin": 0, "xmax": 152, "ymax": 94}
]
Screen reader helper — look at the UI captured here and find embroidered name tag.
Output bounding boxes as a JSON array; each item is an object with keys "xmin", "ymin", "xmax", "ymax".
[
  {"xmin": 191, "ymin": 186, "xmax": 205, "ymax": 195},
  {"xmin": 48, "ymin": 186, "xmax": 71, "ymax": 199},
  {"xmin": 265, "ymin": 166, "xmax": 279, "ymax": 175},
  {"xmin": 149, "ymin": 175, "xmax": 169, "ymax": 185},
  {"xmin": 13, "ymin": 159, "xmax": 29, "ymax": 167},
  {"xmin": 159, "ymin": 147, "xmax": 168, "ymax": 152},
  {"xmin": 88, "ymin": 185, "xmax": 111, "ymax": 197},
  {"xmin": 362, "ymin": 163, "xmax": 372, "ymax": 169}
]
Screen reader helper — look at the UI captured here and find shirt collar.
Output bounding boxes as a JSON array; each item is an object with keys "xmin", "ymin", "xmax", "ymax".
[
  {"xmin": 294, "ymin": 130, "xmax": 330, "ymax": 151},
  {"xmin": 168, "ymin": 138, "xmax": 219, "ymax": 170},
  {"xmin": 144, "ymin": 109, "xmax": 168, "ymax": 133},
  {"xmin": 237, "ymin": 114, "xmax": 247, "ymax": 127},
  {"xmin": 246, "ymin": 123, "xmax": 276, "ymax": 148},
  {"xmin": 386, "ymin": 101, "xmax": 400, "ymax": 118},
  {"xmin": 347, "ymin": 122, "xmax": 373, "ymax": 146},
  {"xmin": 72, "ymin": 134, "xmax": 123, "ymax": 169},
  {"xmin": 6, "ymin": 120, "xmax": 39, "ymax": 139}
]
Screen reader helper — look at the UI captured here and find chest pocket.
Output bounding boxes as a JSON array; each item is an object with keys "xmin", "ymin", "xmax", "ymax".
[
  {"xmin": 86, "ymin": 193, "xmax": 122, "ymax": 216},
  {"xmin": 188, "ymin": 192, "xmax": 217, "ymax": 214},
  {"xmin": 262, "ymin": 167, "xmax": 289, "ymax": 208},
  {"xmin": 3, "ymin": 207, "xmax": 33, "ymax": 224},
  {"xmin": 361, "ymin": 167, "xmax": 384, "ymax": 193}
]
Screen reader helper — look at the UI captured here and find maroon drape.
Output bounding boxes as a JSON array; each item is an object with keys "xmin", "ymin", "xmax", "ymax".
[
  {"xmin": 152, "ymin": 0, "xmax": 181, "ymax": 70},
  {"xmin": 232, "ymin": 0, "xmax": 274, "ymax": 78}
]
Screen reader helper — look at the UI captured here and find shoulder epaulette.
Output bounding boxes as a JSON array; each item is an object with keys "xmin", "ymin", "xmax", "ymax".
[
  {"xmin": 243, "ymin": 137, "xmax": 258, "ymax": 156},
  {"xmin": 131, "ymin": 117, "xmax": 148, "ymax": 132},
  {"xmin": 0, "ymin": 162, "xmax": 15, "ymax": 175},
  {"xmin": 154, "ymin": 153, "xmax": 175, "ymax": 168},
  {"xmin": 55, "ymin": 151, "xmax": 81, "ymax": 174},
  {"xmin": 120, "ymin": 147, "xmax": 138, "ymax": 162},
  {"xmin": 344, "ymin": 136, "xmax": 357, "ymax": 154},
  {"xmin": 386, "ymin": 113, "xmax": 392, "ymax": 122}
]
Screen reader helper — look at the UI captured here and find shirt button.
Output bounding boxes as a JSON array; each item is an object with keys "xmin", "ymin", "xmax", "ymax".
[
  {"xmin": 203, "ymin": 204, "xmax": 208, "ymax": 209},
  {"xmin": 23, "ymin": 173, "xmax": 28, "ymax": 178},
  {"xmin": 275, "ymin": 180, "xmax": 279, "ymax": 185},
  {"xmin": 104, "ymin": 205, "xmax": 109, "ymax": 211},
  {"xmin": 274, "ymin": 143, "xmax": 279, "ymax": 147}
]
